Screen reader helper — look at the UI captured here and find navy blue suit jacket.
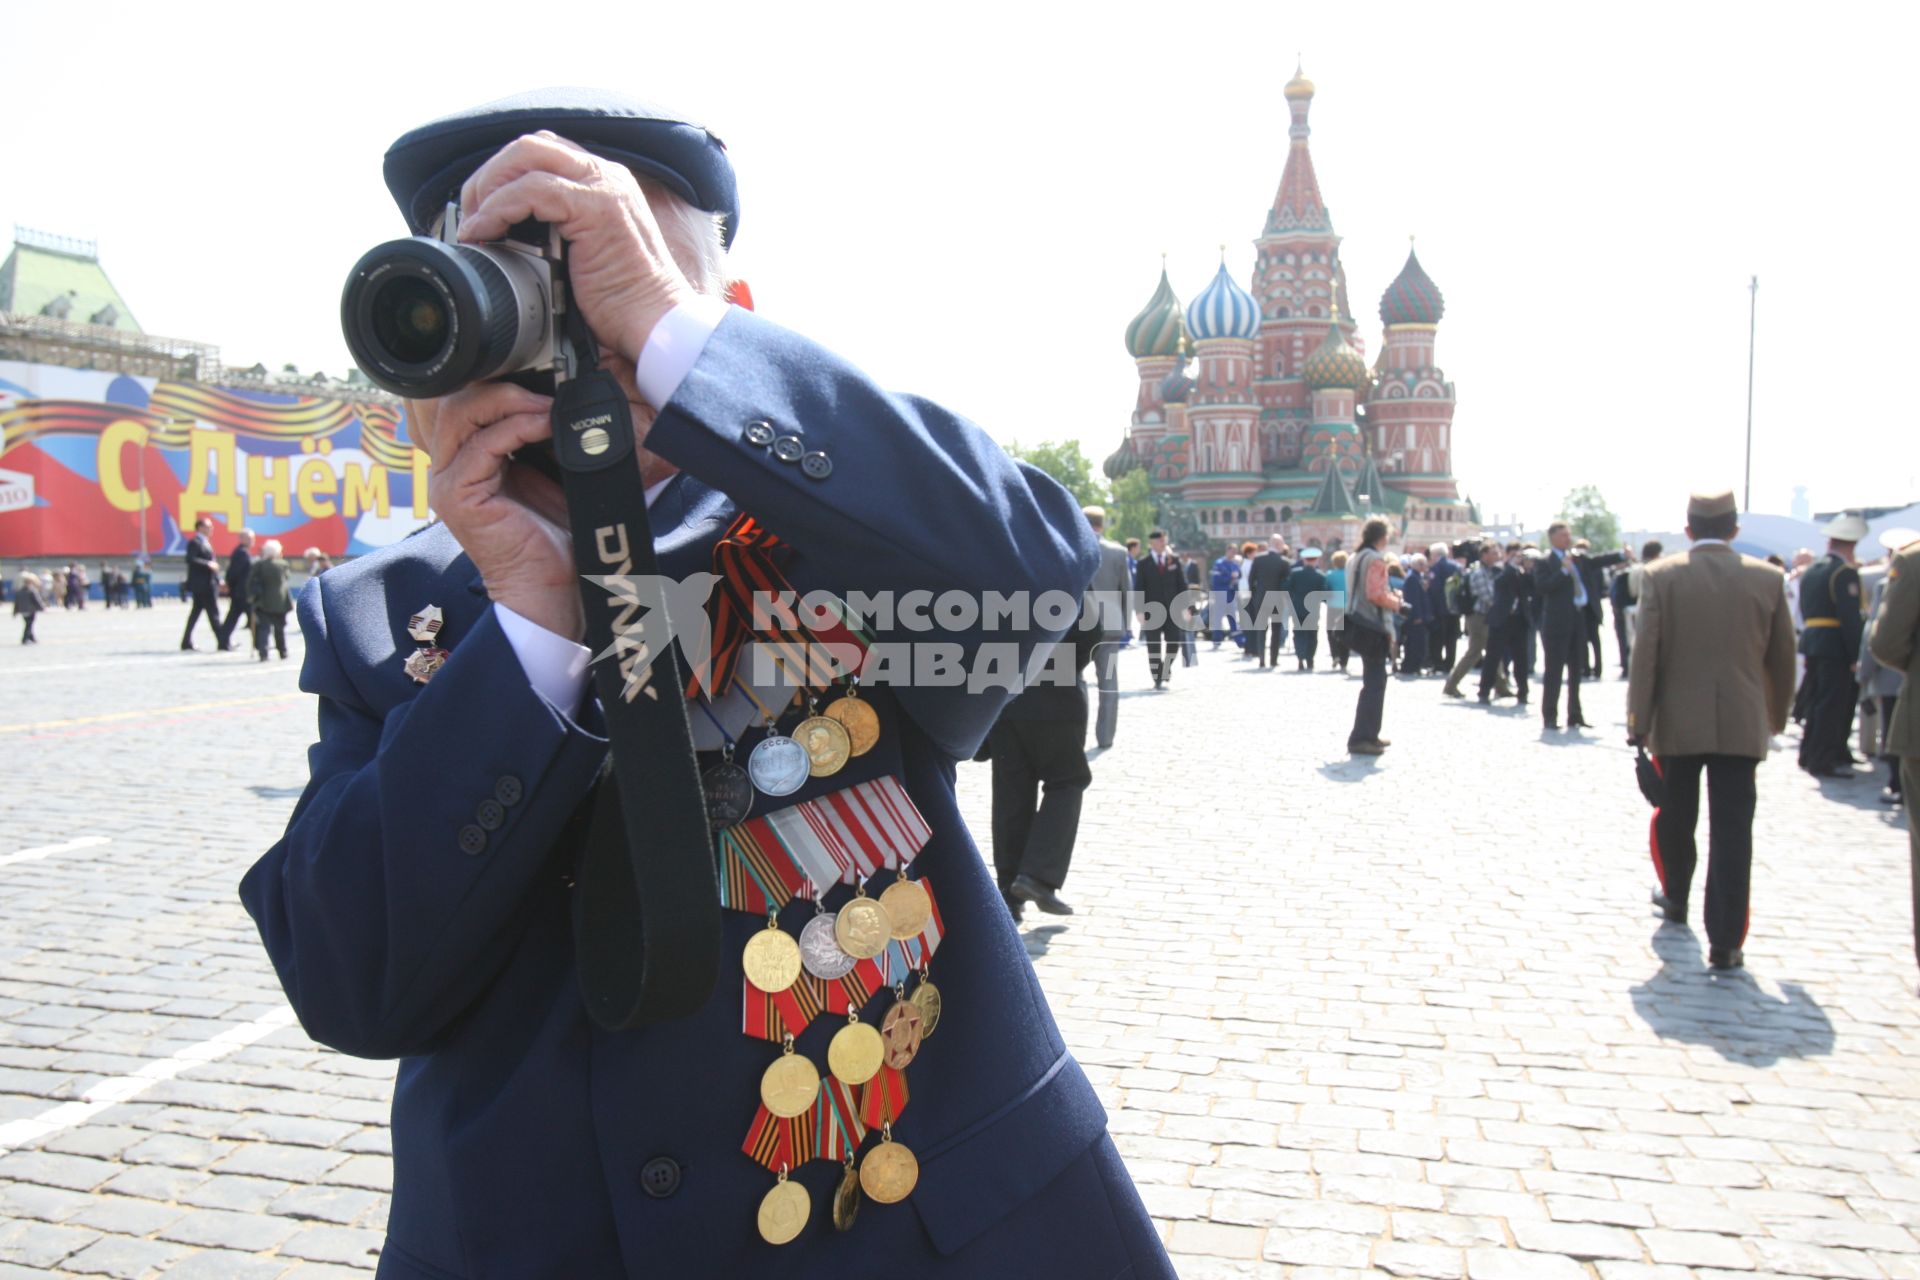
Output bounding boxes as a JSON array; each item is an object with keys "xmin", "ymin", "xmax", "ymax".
[{"xmin": 240, "ymin": 310, "xmax": 1169, "ymax": 1279}]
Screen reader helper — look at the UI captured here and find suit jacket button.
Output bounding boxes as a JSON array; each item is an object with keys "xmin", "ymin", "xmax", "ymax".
[
  {"xmin": 495, "ymin": 776, "xmax": 523, "ymax": 806},
  {"xmin": 801, "ymin": 451, "xmax": 833, "ymax": 480},
  {"xmin": 476, "ymin": 799, "xmax": 505, "ymax": 831},
  {"xmin": 772, "ymin": 435, "xmax": 806, "ymax": 463},
  {"xmin": 457, "ymin": 824, "xmax": 487, "ymax": 856},
  {"xmin": 639, "ymin": 1156, "xmax": 681, "ymax": 1198},
  {"xmin": 744, "ymin": 420, "xmax": 776, "ymax": 448}
]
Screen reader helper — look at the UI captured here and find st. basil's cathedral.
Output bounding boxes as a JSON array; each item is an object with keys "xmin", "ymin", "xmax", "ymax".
[{"xmin": 1105, "ymin": 66, "xmax": 1477, "ymax": 552}]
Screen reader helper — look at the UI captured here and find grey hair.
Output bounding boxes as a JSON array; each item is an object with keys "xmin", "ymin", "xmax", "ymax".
[
  {"xmin": 261, "ymin": 539, "xmax": 284, "ymax": 558},
  {"xmin": 637, "ymin": 178, "xmax": 729, "ymax": 300}
]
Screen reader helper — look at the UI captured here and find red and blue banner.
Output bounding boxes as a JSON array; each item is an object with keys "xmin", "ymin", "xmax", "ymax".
[{"xmin": 0, "ymin": 359, "xmax": 429, "ymax": 558}]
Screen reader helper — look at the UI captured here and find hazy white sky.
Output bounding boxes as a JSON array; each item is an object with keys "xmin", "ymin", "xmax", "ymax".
[{"xmin": 6, "ymin": 2, "xmax": 1913, "ymax": 529}]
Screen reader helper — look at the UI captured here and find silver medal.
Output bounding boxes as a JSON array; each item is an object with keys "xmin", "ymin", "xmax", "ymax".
[
  {"xmin": 800, "ymin": 912, "xmax": 858, "ymax": 980},
  {"xmin": 747, "ymin": 733, "xmax": 809, "ymax": 797}
]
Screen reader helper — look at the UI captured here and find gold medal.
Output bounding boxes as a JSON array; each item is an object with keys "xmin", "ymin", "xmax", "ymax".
[
  {"xmin": 833, "ymin": 894, "xmax": 891, "ymax": 960},
  {"xmin": 742, "ymin": 919, "xmax": 802, "ymax": 994},
  {"xmin": 757, "ymin": 1172, "xmax": 810, "ymax": 1245},
  {"xmin": 797, "ymin": 714, "xmax": 852, "ymax": 777},
  {"xmin": 832, "ymin": 1157, "xmax": 861, "ymax": 1232},
  {"xmin": 760, "ymin": 1042, "xmax": 821, "ymax": 1118},
  {"xmin": 880, "ymin": 997, "xmax": 924, "ymax": 1071},
  {"xmin": 824, "ymin": 692, "xmax": 880, "ymax": 757},
  {"xmin": 860, "ymin": 1128, "xmax": 919, "ymax": 1204},
  {"xmin": 909, "ymin": 977, "xmax": 943, "ymax": 1038},
  {"xmin": 827, "ymin": 1014, "xmax": 884, "ymax": 1085},
  {"xmin": 879, "ymin": 876, "xmax": 931, "ymax": 940}
]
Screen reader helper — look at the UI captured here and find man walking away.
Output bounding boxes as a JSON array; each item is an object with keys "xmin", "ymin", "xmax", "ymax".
[
  {"xmin": 1628, "ymin": 490, "xmax": 1796, "ymax": 971},
  {"xmin": 991, "ymin": 604, "xmax": 1102, "ymax": 920},
  {"xmin": 247, "ymin": 539, "xmax": 295, "ymax": 661},
  {"xmin": 1480, "ymin": 545, "xmax": 1531, "ymax": 706},
  {"xmin": 1867, "ymin": 530, "xmax": 1920, "ymax": 984},
  {"xmin": 1429, "ymin": 542, "xmax": 1462, "ymax": 675},
  {"xmin": 218, "ymin": 529, "xmax": 255, "ymax": 651},
  {"xmin": 1799, "ymin": 513, "xmax": 1870, "ymax": 777},
  {"xmin": 1244, "ymin": 535, "xmax": 1292, "ymax": 669},
  {"xmin": 1287, "ymin": 547, "xmax": 1328, "ymax": 670},
  {"xmin": 1083, "ymin": 505, "xmax": 1130, "ymax": 749},
  {"xmin": 181, "ymin": 517, "xmax": 224, "ymax": 651}
]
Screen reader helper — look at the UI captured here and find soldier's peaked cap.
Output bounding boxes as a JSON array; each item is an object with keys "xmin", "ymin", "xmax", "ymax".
[{"xmin": 383, "ymin": 88, "xmax": 739, "ymax": 248}]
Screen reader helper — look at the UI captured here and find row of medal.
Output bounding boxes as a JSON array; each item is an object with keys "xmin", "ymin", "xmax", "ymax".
[
  {"xmin": 700, "ymin": 679, "xmax": 881, "ymax": 831},
  {"xmin": 744, "ymin": 883, "xmax": 943, "ymax": 1243}
]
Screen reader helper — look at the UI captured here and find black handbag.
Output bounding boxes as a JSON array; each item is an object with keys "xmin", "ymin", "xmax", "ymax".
[{"xmin": 1635, "ymin": 746, "xmax": 1665, "ymax": 809}]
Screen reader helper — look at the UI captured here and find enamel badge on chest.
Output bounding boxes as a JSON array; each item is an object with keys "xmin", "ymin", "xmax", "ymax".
[{"xmin": 404, "ymin": 604, "xmax": 450, "ymax": 684}]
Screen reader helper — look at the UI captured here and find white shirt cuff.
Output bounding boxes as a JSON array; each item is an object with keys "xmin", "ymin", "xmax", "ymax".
[
  {"xmin": 634, "ymin": 295, "xmax": 730, "ymax": 410},
  {"xmin": 495, "ymin": 602, "xmax": 591, "ymax": 715}
]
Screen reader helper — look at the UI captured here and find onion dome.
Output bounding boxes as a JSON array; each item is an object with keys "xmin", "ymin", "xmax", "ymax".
[
  {"xmin": 1380, "ymin": 246, "xmax": 1445, "ymax": 325},
  {"xmin": 1284, "ymin": 60, "xmax": 1315, "ymax": 100},
  {"xmin": 1159, "ymin": 362, "xmax": 1193, "ymax": 404},
  {"xmin": 1186, "ymin": 263, "xmax": 1261, "ymax": 341},
  {"xmin": 1302, "ymin": 320, "xmax": 1368, "ymax": 392},
  {"xmin": 1124, "ymin": 266, "xmax": 1186, "ymax": 358},
  {"xmin": 1103, "ymin": 435, "xmax": 1141, "ymax": 480}
]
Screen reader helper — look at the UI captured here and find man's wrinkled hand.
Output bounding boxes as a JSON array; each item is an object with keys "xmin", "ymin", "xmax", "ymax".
[{"xmin": 458, "ymin": 131, "xmax": 694, "ymax": 372}]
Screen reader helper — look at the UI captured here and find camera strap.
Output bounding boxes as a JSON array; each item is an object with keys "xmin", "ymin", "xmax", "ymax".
[{"xmin": 551, "ymin": 352, "xmax": 720, "ymax": 1029}]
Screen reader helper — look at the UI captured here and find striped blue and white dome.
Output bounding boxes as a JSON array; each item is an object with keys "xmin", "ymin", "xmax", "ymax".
[{"xmin": 1185, "ymin": 264, "xmax": 1261, "ymax": 341}]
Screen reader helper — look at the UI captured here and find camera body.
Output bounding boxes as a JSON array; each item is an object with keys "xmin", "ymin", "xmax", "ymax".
[{"xmin": 341, "ymin": 206, "xmax": 565, "ymax": 401}]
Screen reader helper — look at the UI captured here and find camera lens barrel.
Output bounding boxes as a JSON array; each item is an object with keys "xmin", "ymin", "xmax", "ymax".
[{"xmin": 341, "ymin": 237, "xmax": 552, "ymax": 399}]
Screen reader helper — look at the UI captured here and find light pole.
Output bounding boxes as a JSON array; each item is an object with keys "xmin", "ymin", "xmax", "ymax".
[{"xmin": 1744, "ymin": 275, "xmax": 1757, "ymax": 512}]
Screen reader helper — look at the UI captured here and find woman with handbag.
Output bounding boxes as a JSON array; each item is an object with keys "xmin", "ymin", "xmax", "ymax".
[{"xmin": 1345, "ymin": 518, "xmax": 1404, "ymax": 755}]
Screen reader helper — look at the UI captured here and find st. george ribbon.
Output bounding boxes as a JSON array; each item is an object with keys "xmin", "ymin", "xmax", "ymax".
[{"xmin": 548, "ymin": 247, "xmax": 720, "ymax": 1028}]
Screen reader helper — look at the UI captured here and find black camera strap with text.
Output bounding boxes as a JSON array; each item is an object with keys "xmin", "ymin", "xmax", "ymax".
[{"xmin": 550, "ymin": 270, "xmax": 720, "ymax": 1029}]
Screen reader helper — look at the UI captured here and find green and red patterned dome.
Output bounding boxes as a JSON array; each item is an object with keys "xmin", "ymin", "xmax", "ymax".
[
  {"xmin": 1302, "ymin": 321, "xmax": 1369, "ymax": 393},
  {"xmin": 1124, "ymin": 266, "xmax": 1187, "ymax": 358},
  {"xmin": 1379, "ymin": 247, "xmax": 1444, "ymax": 326}
]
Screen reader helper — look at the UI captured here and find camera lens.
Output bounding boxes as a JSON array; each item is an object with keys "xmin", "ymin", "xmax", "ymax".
[
  {"xmin": 370, "ymin": 277, "xmax": 450, "ymax": 366},
  {"xmin": 341, "ymin": 237, "xmax": 552, "ymax": 399}
]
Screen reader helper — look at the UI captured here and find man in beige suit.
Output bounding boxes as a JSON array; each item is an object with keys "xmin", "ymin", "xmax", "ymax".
[
  {"xmin": 1627, "ymin": 489, "xmax": 1797, "ymax": 970},
  {"xmin": 1867, "ymin": 533, "xmax": 1920, "ymax": 982}
]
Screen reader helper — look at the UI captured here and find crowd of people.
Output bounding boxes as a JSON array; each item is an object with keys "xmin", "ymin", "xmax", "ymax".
[{"xmin": 7, "ymin": 532, "xmax": 329, "ymax": 651}]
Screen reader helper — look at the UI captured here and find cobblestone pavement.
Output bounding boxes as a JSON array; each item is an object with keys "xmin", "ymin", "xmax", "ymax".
[{"xmin": 2, "ymin": 604, "xmax": 1917, "ymax": 1279}]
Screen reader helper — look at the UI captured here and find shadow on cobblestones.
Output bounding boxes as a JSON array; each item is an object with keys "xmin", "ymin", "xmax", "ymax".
[{"xmin": 1630, "ymin": 927, "xmax": 1836, "ymax": 1065}]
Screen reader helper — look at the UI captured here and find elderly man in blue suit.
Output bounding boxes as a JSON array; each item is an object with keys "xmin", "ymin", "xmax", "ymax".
[{"xmin": 240, "ymin": 91, "xmax": 1171, "ymax": 1280}]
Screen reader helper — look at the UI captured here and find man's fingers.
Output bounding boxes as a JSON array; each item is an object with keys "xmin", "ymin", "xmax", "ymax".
[
  {"xmin": 459, "ymin": 132, "xmax": 599, "ymax": 223},
  {"xmin": 434, "ymin": 411, "xmax": 554, "ymax": 506},
  {"xmin": 422, "ymin": 383, "xmax": 553, "ymax": 466},
  {"xmin": 461, "ymin": 171, "xmax": 598, "ymax": 244}
]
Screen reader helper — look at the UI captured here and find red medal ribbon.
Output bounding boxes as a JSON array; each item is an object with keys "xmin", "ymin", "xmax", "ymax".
[{"xmin": 859, "ymin": 1066, "xmax": 910, "ymax": 1130}]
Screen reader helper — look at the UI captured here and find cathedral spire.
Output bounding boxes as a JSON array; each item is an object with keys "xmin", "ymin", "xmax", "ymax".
[{"xmin": 1268, "ymin": 62, "xmax": 1329, "ymax": 234}]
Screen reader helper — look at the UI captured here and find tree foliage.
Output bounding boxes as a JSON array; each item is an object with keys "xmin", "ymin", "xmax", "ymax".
[
  {"xmin": 1558, "ymin": 485, "xmax": 1621, "ymax": 550},
  {"xmin": 1105, "ymin": 468, "xmax": 1155, "ymax": 546},
  {"xmin": 1005, "ymin": 440, "xmax": 1105, "ymax": 509}
]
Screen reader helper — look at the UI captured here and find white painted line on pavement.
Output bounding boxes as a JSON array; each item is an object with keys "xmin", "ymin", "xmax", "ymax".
[
  {"xmin": 0, "ymin": 836, "xmax": 112, "ymax": 868},
  {"xmin": 0, "ymin": 1006, "xmax": 299, "ymax": 1153}
]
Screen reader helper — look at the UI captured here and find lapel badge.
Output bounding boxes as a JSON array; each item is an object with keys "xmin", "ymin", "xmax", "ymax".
[{"xmin": 404, "ymin": 604, "xmax": 449, "ymax": 684}]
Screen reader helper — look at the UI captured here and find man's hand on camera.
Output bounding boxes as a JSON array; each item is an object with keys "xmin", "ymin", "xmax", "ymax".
[
  {"xmin": 413, "ymin": 382, "xmax": 584, "ymax": 642},
  {"xmin": 457, "ymin": 132, "xmax": 695, "ymax": 369}
]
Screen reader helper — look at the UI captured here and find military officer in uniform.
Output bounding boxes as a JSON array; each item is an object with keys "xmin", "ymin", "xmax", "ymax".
[
  {"xmin": 240, "ymin": 90, "xmax": 1171, "ymax": 1279},
  {"xmin": 1798, "ymin": 513, "xmax": 1870, "ymax": 777},
  {"xmin": 1868, "ymin": 531, "xmax": 1920, "ymax": 981}
]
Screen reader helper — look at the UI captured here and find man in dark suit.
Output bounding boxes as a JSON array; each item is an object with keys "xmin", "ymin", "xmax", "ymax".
[
  {"xmin": 180, "ymin": 516, "xmax": 225, "ymax": 651},
  {"xmin": 1535, "ymin": 521, "xmax": 1592, "ymax": 729},
  {"xmin": 217, "ymin": 528, "xmax": 255, "ymax": 650},
  {"xmin": 238, "ymin": 91, "xmax": 1171, "ymax": 1279},
  {"xmin": 991, "ymin": 605, "xmax": 1101, "ymax": 919},
  {"xmin": 1243, "ymin": 534, "xmax": 1293, "ymax": 668},
  {"xmin": 1285, "ymin": 547, "xmax": 1328, "ymax": 670},
  {"xmin": 1572, "ymin": 538, "xmax": 1626, "ymax": 678},
  {"xmin": 1798, "ymin": 513, "xmax": 1869, "ymax": 777},
  {"xmin": 1479, "ymin": 544, "xmax": 1532, "ymax": 706},
  {"xmin": 1134, "ymin": 529, "xmax": 1186, "ymax": 689}
]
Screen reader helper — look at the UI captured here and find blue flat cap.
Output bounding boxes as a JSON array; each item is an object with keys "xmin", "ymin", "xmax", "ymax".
[{"xmin": 383, "ymin": 87, "xmax": 740, "ymax": 248}]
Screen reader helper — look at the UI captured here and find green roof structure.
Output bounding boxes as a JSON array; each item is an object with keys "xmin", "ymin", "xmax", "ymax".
[{"xmin": 0, "ymin": 229, "xmax": 142, "ymax": 331}]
